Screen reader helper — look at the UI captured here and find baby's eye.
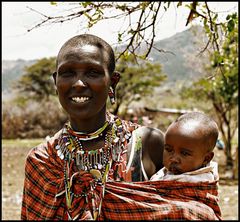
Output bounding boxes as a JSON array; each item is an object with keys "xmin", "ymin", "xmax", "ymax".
[
  {"xmin": 164, "ymin": 145, "xmax": 173, "ymax": 153},
  {"xmin": 181, "ymin": 151, "xmax": 191, "ymax": 156}
]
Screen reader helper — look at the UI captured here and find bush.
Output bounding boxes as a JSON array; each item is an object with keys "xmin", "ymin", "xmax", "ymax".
[{"xmin": 2, "ymin": 99, "xmax": 68, "ymax": 139}]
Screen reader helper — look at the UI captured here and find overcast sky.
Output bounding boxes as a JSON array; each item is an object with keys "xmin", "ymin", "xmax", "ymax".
[{"xmin": 2, "ymin": 2, "xmax": 238, "ymax": 60}]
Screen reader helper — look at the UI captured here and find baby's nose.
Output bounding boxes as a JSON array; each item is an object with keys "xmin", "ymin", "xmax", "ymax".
[{"xmin": 170, "ymin": 155, "xmax": 180, "ymax": 164}]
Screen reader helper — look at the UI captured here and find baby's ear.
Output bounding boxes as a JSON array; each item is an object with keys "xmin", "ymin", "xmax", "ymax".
[{"xmin": 203, "ymin": 151, "xmax": 214, "ymax": 165}]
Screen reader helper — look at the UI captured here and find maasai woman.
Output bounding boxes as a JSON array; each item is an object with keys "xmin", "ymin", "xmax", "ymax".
[{"xmin": 21, "ymin": 34, "xmax": 164, "ymax": 220}]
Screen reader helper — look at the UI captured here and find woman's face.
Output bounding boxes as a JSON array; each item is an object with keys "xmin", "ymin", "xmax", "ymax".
[{"xmin": 55, "ymin": 44, "xmax": 111, "ymax": 121}]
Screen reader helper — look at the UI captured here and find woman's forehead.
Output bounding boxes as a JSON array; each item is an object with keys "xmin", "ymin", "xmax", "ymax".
[
  {"xmin": 60, "ymin": 44, "xmax": 101, "ymax": 57},
  {"xmin": 63, "ymin": 44, "xmax": 99, "ymax": 54},
  {"xmin": 57, "ymin": 44, "xmax": 108, "ymax": 67}
]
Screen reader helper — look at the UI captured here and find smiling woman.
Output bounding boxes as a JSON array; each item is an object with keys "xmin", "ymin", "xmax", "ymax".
[
  {"xmin": 21, "ymin": 33, "xmax": 165, "ymax": 220},
  {"xmin": 53, "ymin": 36, "xmax": 114, "ymax": 127}
]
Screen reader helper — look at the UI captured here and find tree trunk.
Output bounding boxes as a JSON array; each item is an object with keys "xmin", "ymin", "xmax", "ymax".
[{"xmin": 232, "ymin": 147, "xmax": 238, "ymax": 179}]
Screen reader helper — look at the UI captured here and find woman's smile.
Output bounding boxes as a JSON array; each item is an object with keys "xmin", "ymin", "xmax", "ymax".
[{"xmin": 71, "ymin": 96, "xmax": 90, "ymax": 103}]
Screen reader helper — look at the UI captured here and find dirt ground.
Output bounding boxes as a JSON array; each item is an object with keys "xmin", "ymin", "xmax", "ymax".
[{"xmin": 2, "ymin": 139, "xmax": 238, "ymax": 220}]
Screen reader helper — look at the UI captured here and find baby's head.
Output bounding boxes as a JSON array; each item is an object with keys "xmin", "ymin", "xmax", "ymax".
[{"xmin": 163, "ymin": 112, "xmax": 219, "ymax": 174}]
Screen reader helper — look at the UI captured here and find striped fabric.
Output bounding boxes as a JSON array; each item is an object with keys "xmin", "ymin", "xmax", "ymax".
[{"xmin": 100, "ymin": 180, "xmax": 222, "ymax": 220}]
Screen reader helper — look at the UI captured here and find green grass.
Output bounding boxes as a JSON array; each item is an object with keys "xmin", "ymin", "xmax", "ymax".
[{"xmin": 2, "ymin": 138, "xmax": 44, "ymax": 148}]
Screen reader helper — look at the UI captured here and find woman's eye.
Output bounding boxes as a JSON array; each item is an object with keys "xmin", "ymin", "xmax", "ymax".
[
  {"xmin": 87, "ymin": 70, "xmax": 100, "ymax": 77},
  {"xmin": 59, "ymin": 70, "xmax": 75, "ymax": 77}
]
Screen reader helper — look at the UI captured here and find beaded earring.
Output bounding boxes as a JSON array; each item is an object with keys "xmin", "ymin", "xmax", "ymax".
[{"xmin": 108, "ymin": 86, "xmax": 115, "ymax": 105}]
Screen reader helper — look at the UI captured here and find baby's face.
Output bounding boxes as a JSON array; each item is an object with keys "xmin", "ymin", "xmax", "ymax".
[{"xmin": 163, "ymin": 121, "xmax": 211, "ymax": 174}]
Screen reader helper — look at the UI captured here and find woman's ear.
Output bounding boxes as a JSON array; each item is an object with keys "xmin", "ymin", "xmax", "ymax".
[
  {"xmin": 110, "ymin": 71, "xmax": 121, "ymax": 90},
  {"xmin": 52, "ymin": 72, "xmax": 57, "ymax": 85},
  {"xmin": 52, "ymin": 72, "xmax": 58, "ymax": 95}
]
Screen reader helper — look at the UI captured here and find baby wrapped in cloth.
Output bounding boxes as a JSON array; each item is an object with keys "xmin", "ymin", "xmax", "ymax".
[{"xmin": 99, "ymin": 161, "xmax": 221, "ymax": 220}]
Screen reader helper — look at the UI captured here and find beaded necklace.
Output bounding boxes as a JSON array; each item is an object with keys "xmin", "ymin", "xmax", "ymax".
[
  {"xmin": 56, "ymin": 114, "xmax": 129, "ymax": 220},
  {"xmin": 67, "ymin": 121, "xmax": 109, "ymax": 141}
]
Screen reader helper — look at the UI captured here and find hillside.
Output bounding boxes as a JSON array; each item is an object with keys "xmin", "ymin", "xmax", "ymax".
[
  {"xmin": 2, "ymin": 25, "xmax": 209, "ymax": 95},
  {"xmin": 2, "ymin": 59, "xmax": 36, "ymax": 92},
  {"xmin": 149, "ymin": 25, "xmax": 209, "ymax": 82}
]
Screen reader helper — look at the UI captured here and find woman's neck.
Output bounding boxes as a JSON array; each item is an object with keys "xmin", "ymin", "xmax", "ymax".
[{"xmin": 69, "ymin": 111, "xmax": 107, "ymax": 133}]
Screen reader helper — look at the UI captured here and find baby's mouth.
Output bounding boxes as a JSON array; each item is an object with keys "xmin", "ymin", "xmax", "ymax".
[{"xmin": 169, "ymin": 166, "xmax": 182, "ymax": 175}]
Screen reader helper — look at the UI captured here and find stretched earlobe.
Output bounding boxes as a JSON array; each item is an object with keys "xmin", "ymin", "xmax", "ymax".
[
  {"xmin": 111, "ymin": 71, "xmax": 121, "ymax": 90},
  {"xmin": 52, "ymin": 72, "xmax": 58, "ymax": 95},
  {"xmin": 109, "ymin": 71, "xmax": 120, "ymax": 105},
  {"xmin": 52, "ymin": 72, "xmax": 57, "ymax": 85},
  {"xmin": 108, "ymin": 86, "xmax": 115, "ymax": 105}
]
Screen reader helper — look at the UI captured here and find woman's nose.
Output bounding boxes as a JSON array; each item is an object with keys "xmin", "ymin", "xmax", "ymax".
[{"xmin": 72, "ymin": 78, "xmax": 87, "ymax": 88}]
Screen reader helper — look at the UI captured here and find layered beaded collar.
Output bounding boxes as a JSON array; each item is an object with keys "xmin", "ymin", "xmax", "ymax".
[
  {"xmin": 56, "ymin": 113, "xmax": 132, "ymax": 162},
  {"xmin": 66, "ymin": 121, "xmax": 110, "ymax": 141},
  {"xmin": 55, "ymin": 113, "xmax": 132, "ymax": 220}
]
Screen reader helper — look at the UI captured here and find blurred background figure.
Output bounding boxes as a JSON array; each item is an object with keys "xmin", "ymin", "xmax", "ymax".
[{"xmin": 216, "ymin": 139, "xmax": 225, "ymax": 150}]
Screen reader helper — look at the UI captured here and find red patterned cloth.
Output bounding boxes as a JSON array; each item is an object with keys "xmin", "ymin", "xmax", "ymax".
[
  {"xmin": 21, "ymin": 141, "xmax": 66, "ymax": 220},
  {"xmin": 21, "ymin": 138, "xmax": 221, "ymax": 220},
  {"xmin": 21, "ymin": 115, "xmax": 221, "ymax": 220},
  {"xmin": 21, "ymin": 117, "xmax": 140, "ymax": 220},
  {"xmin": 99, "ymin": 180, "xmax": 222, "ymax": 220}
]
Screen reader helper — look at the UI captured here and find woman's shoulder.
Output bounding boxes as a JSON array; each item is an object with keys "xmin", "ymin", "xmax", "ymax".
[
  {"xmin": 111, "ymin": 114, "xmax": 140, "ymax": 132},
  {"xmin": 133, "ymin": 126, "xmax": 165, "ymax": 145},
  {"xmin": 112, "ymin": 114, "xmax": 163, "ymax": 136},
  {"xmin": 124, "ymin": 124, "xmax": 165, "ymax": 179},
  {"xmin": 26, "ymin": 129, "xmax": 63, "ymax": 160}
]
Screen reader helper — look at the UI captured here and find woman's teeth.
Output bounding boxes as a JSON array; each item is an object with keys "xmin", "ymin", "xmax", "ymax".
[{"xmin": 71, "ymin": 97, "xmax": 89, "ymax": 103}]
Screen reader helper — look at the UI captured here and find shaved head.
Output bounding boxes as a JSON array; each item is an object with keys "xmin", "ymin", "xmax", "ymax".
[
  {"xmin": 172, "ymin": 112, "xmax": 219, "ymax": 151},
  {"xmin": 56, "ymin": 34, "xmax": 115, "ymax": 74}
]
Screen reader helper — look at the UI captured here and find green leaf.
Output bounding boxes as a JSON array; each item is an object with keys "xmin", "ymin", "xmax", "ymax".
[
  {"xmin": 227, "ymin": 19, "xmax": 235, "ymax": 32},
  {"xmin": 81, "ymin": 2, "xmax": 92, "ymax": 8},
  {"xmin": 50, "ymin": 2, "xmax": 57, "ymax": 6},
  {"xmin": 226, "ymin": 14, "xmax": 231, "ymax": 20},
  {"xmin": 118, "ymin": 33, "xmax": 123, "ymax": 42},
  {"xmin": 177, "ymin": 2, "xmax": 182, "ymax": 7}
]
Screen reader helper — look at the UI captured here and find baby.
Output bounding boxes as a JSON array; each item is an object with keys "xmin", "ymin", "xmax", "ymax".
[{"xmin": 150, "ymin": 111, "xmax": 219, "ymax": 182}]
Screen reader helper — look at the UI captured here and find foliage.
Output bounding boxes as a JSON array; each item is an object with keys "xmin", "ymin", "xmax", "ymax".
[
  {"xmin": 181, "ymin": 13, "xmax": 238, "ymax": 169},
  {"xmin": 111, "ymin": 55, "xmax": 167, "ymax": 115},
  {"xmin": 2, "ymin": 59, "xmax": 36, "ymax": 91},
  {"xmin": 14, "ymin": 57, "xmax": 56, "ymax": 101},
  {"xmin": 26, "ymin": 2, "xmax": 235, "ymax": 61},
  {"xmin": 2, "ymin": 99, "xmax": 67, "ymax": 139}
]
